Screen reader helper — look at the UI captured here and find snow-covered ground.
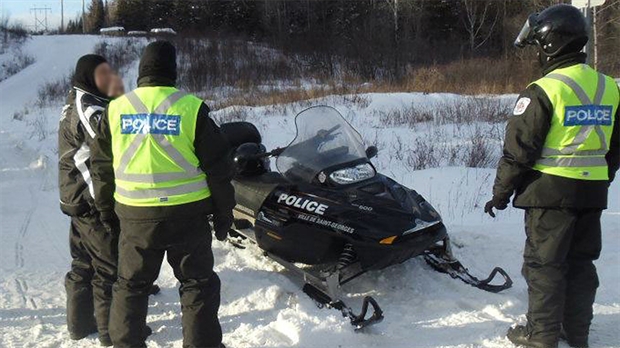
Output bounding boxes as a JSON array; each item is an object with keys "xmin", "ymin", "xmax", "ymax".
[{"xmin": 0, "ymin": 35, "xmax": 618, "ymax": 348}]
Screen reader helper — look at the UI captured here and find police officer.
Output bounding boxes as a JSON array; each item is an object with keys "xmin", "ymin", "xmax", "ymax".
[
  {"xmin": 58, "ymin": 54, "xmax": 125, "ymax": 346},
  {"xmin": 90, "ymin": 41, "xmax": 235, "ymax": 348},
  {"xmin": 485, "ymin": 4, "xmax": 619, "ymax": 348}
]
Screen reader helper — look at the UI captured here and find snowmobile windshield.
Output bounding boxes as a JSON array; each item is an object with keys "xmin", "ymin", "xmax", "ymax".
[{"xmin": 277, "ymin": 106, "xmax": 368, "ymax": 183}]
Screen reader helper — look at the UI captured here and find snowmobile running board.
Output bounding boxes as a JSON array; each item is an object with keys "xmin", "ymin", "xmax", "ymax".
[{"xmin": 423, "ymin": 238, "xmax": 513, "ymax": 293}]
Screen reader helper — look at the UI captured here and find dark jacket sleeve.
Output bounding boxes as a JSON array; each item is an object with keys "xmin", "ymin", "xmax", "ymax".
[
  {"xmin": 90, "ymin": 107, "xmax": 116, "ymax": 219},
  {"xmin": 58, "ymin": 95, "xmax": 92, "ymax": 216},
  {"xmin": 606, "ymin": 92, "xmax": 620, "ymax": 183},
  {"xmin": 492, "ymin": 85, "xmax": 553, "ymax": 201},
  {"xmin": 194, "ymin": 103, "xmax": 236, "ymax": 227}
]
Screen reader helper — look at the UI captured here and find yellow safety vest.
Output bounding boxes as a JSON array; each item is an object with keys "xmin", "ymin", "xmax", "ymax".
[
  {"xmin": 107, "ymin": 86, "xmax": 211, "ymax": 206},
  {"xmin": 531, "ymin": 64, "xmax": 618, "ymax": 180}
]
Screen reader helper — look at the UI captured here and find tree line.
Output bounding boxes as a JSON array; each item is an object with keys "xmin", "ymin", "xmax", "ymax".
[{"xmin": 71, "ymin": 0, "xmax": 619, "ymax": 79}]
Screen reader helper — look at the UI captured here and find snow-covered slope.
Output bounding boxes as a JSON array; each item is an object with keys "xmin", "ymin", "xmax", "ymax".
[{"xmin": 0, "ymin": 35, "xmax": 618, "ymax": 348}]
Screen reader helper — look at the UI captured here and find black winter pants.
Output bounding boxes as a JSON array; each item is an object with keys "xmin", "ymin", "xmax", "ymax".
[
  {"xmin": 109, "ymin": 214, "xmax": 222, "ymax": 348},
  {"xmin": 65, "ymin": 214, "xmax": 118, "ymax": 338},
  {"xmin": 522, "ymin": 208, "xmax": 602, "ymax": 345}
]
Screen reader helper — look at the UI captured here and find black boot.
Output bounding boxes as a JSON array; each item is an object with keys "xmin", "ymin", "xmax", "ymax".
[
  {"xmin": 560, "ymin": 329, "xmax": 589, "ymax": 348},
  {"xmin": 144, "ymin": 325, "xmax": 153, "ymax": 338},
  {"xmin": 507, "ymin": 325, "xmax": 558, "ymax": 348},
  {"xmin": 101, "ymin": 326, "xmax": 152, "ymax": 346},
  {"xmin": 69, "ymin": 323, "xmax": 98, "ymax": 340},
  {"xmin": 98, "ymin": 334, "xmax": 113, "ymax": 347},
  {"xmin": 149, "ymin": 284, "xmax": 161, "ymax": 295}
]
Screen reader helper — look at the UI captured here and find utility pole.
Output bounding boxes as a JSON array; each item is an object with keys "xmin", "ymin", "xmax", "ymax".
[
  {"xmin": 30, "ymin": 6, "xmax": 52, "ymax": 32},
  {"xmin": 593, "ymin": 5, "xmax": 598, "ymax": 69},
  {"xmin": 574, "ymin": 0, "xmax": 606, "ymax": 67},
  {"xmin": 82, "ymin": 0, "xmax": 86, "ymax": 33},
  {"xmin": 585, "ymin": 1, "xmax": 594, "ymax": 66},
  {"xmin": 61, "ymin": 0, "xmax": 64, "ymax": 33}
]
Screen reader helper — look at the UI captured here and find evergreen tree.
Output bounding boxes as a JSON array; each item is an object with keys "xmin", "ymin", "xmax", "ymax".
[
  {"xmin": 150, "ymin": 0, "xmax": 174, "ymax": 28},
  {"xmin": 87, "ymin": 0, "xmax": 105, "ymax": 32},
  {"xmin": 114, "ymin": 0, "xmax": 150, "ymax": 30},
  {"xmin": 66, "ymin": 16, "xmax": 84, "ymax": 34}
]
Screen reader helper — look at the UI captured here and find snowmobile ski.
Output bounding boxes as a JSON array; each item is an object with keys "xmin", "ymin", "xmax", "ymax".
[
  {"xmin": 303, "ymin": 284, "xmax": 384, "ymax": 331},
  {"xmin": 423, "ymin": 238, "xmax": 513, "ymax": 293}
]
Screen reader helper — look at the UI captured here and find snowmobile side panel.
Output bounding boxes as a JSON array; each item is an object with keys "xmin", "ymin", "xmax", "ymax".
[{"xmin": 254, "ymin": 222, "xmax": 344, "ymax": 265}]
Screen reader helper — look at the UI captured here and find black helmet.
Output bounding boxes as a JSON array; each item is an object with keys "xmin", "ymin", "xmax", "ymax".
[
  {"xmin": 514, "ymin": 4, "xmax": 588, "ymax": 58},
  {"xmin": 233, "ymin": 143, "xmax": 270, "ymax": 176}
]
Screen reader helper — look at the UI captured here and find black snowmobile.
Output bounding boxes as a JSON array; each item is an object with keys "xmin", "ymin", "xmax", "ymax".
[{"xmin": 220, "ymin": 106, "xmax": 513, "ymax": 330}]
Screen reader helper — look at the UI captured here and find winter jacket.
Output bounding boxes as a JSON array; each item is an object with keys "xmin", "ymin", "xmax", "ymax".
[
  {"xmin": 58, "ymin": 88, "xmax": 110, "ymax": 216},
  {"xmin": 90, "ymin": 78, "xmax": 236, "ymax": 223},
  {"xmin": 492, "ymin": 53, "xmax": 620, "ymax": 209}
]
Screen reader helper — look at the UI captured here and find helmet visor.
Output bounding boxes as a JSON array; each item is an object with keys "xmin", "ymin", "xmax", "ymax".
[{"xmin": 514, "ymin": 14, "xmax": 538, "ymax": 48}]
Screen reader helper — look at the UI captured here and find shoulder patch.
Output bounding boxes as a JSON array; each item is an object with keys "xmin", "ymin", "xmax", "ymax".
[{"xmin": 513, "ymin": 97, "xmax": 531, "ymax": 116}]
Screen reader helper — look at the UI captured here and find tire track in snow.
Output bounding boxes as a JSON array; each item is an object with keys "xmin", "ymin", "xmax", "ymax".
[
  {"xmin": 14, "ymin": 278, "xmax": 28, "ymax": 307},
  {"xmin": 13, "ymin": 183, "xmax": 41, "ymax": 310},
  {"xmin": 14, "ymin": 208, "xmax": 33, "ymax": 269}
]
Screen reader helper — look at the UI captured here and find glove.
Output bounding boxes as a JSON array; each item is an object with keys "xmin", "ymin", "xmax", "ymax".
[
  {"xmin": 100, "ymin": 210, "xmax": 120, "ymax": 234},
  {"xmin": 213, "ymin": 215, "xmax": 233, "ymax": 241},
  {"xmin": 484, "ymin": 196, "xmax": 509, "ymax": 218}
]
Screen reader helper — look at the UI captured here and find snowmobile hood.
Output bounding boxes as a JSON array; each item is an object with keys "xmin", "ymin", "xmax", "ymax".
[{"xmin": 258, "ymin": 173, "xmax": 443, "ymax": 244}]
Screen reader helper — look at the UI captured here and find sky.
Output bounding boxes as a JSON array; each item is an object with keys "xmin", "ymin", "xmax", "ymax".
[{"xmin": 0, "ymin": 0, "xmax": 86, "ymax": 31}]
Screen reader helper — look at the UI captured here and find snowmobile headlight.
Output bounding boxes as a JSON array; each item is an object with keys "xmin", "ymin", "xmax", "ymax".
[{"xmin": 329, "ymin": 163, "xmax": 376, "ymax": 185}]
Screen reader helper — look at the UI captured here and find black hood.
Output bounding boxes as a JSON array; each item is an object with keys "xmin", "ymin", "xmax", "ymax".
[
  {"xmin": 138, "ymin": 41, "xmax": 177, "ymax": 87},
  {"xmin": 73, "ymin": 54, "xmax": 108, "ymax": 98}
]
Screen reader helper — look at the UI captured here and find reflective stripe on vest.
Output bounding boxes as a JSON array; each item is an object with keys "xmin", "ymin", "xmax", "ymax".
[
  {"xmin": 115, "ymin": 179, "xmax": 209, "ymax": 199},
  {"xmin": 110, "ymin": 88, "xmax": 210, "ymax": 206}
]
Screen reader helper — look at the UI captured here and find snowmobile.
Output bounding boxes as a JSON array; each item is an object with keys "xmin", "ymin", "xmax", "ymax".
[{"xmin": 220, "ymin": 106, "xmax": 513, "ymax": 330}]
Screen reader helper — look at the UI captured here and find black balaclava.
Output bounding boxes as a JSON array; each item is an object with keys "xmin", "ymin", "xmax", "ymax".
[
  {"xmin": 73, "ymin": 54, "xmax": 108, "ymax": 98},
  {"xmin": 137, "ymin": 41, "xmax": 177, "ymax": 87}
]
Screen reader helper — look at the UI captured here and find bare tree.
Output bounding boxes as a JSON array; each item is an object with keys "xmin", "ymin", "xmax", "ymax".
[
  {"xmin": 0, "ymin": 8, "xmax": 10, "ymax": 28},
  {"xmin": 461, "ymin": 0, "xmax": 500, "ymax": 52},
  {"xmin": 384, "ymin": 0, "xmax": 400, "ymax": 77},
  {"xmin": 1, "ymin": 10, "xmax": 10, "ymax": 51},
  {"xmin": 594, "ymin": 0, "xmax": 620, "ymax": 73}
]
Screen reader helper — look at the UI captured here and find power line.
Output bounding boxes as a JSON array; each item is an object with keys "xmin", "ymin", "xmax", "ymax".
[{"xmin": 30, "ymin": 5, "xmax": 52, "ymax": 32}]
